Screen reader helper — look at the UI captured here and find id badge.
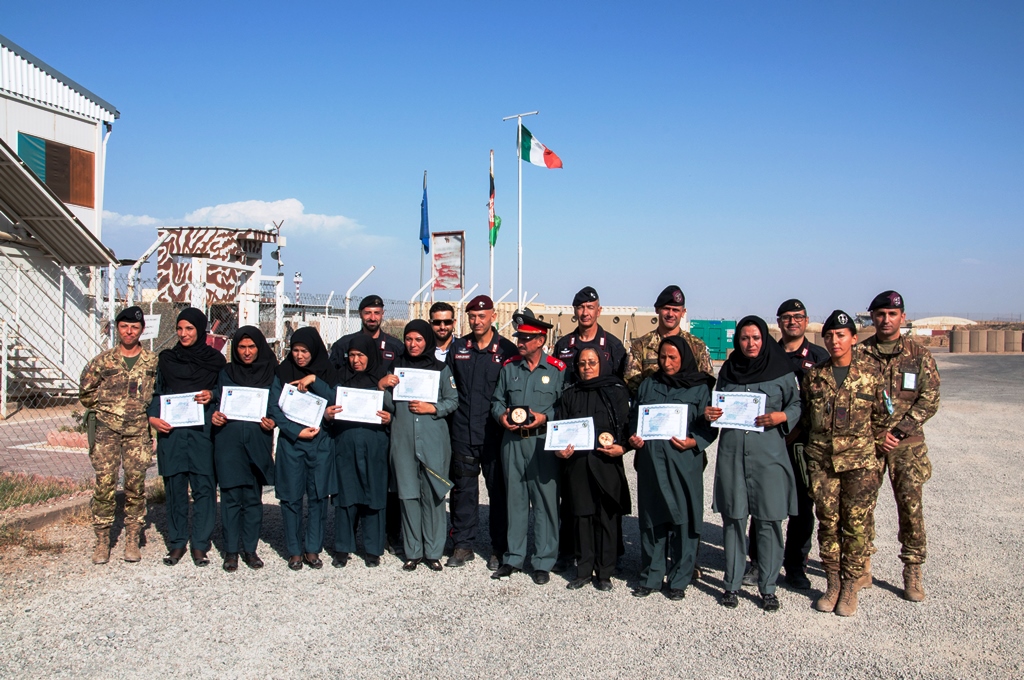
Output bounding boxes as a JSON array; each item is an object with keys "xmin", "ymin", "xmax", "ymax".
[
  {"xmin": 128, "ymin": 380, "xmax": 139, "ymax": 398},
  {"xmin": 835, "ymin": 406, "xmax": 848, "ymax": 425},
  {"xmin": 901, "ymin": 371, "xmax": 918, "ymax": 391}
]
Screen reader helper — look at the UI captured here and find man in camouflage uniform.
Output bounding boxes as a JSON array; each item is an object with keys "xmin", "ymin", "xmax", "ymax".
[
  {"xmin": 79, "ymin": 307, "xmax": 159, "ymax": 564},
  {"xmin": 802, "ymin": 310, "xmax": 887, "ymax": 616},
  {"xmin": 857, "ymin": 290, "xmax": 940, "ymax": 602}
]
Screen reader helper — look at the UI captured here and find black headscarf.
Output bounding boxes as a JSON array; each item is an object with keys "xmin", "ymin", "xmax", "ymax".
[
  {"xmin": 572, "ymin": 346, "xmax": 623, "ymax": 392},
  {"xmin": 224, "ymin": 326, "xmax": 278, "ymax": 388},
  {"xmin": 276, "ymin": 326, "xmax": 338, "ymax": 384},
  {"xmin": 158, "ymin": 308, "xmax": 226, "ymax": 392},
  {"xmin": 394, "ymin": 319, "xmax": 445, "ymax": 370},
  {"xmin": 717, "ymin": 315, "xmax": 794, "ymax": 387},
  {"xmin": 654, "ymin": 335, "xmax": 716, "ymax": 390},
  {"xmin": 338, "ymin": 333, "xmax": 386, "ymax": 389}
]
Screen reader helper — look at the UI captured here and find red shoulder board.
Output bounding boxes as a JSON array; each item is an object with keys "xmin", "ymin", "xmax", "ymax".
[
  {"xmin": 545, "ymin": 356, "xmax": 566, "ymax": 371},
  {"xmin": 503, "ymin": 355, "xmax": 523, "ymax": 366}
]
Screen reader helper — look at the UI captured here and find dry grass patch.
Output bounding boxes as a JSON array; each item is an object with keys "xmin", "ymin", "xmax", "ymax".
[
  {"xmin": 147, "ymin": 477, "xmax": 166, "ymax": 504},
  {"xmin": 0, "ymin": 472, "xmax": 92, "ymax": 512}
]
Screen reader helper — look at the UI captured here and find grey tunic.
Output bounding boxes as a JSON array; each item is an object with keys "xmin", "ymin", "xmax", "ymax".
[
  {"xmin": 389, "ymin": 365, "xmax": 458, "ymax": 500},
  {"xmin": 712, "ymin": 373, "xmax": 801, "ymax": 521}
]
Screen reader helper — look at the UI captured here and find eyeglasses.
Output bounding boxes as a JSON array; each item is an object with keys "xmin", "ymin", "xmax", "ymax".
[
  {"xmin": 431, "ymin": 319, "xmax": 454, "ymax": 326},
  {"xmin": 779, "ymin": 314, "xmax": 807, "ymax": 322}
]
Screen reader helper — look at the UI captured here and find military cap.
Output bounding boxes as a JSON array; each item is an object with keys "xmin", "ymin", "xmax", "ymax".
[
  {"xmin": 115, "ymin": 306, "xmax": 145, "ymax": 326},
  {"xmin": 822, "ymin": 309, "xmax": 857, "ymax": 334},
  {"xmin": 512, "ymin": 308, "xmax": 553, "ymax": 336},
  {"xmin": 776, "ymin": 299, "xmax": 806, "ymax": 316},
  {"xmin": 467, "ymin": 294, "xmax": 493, "ymax": 311},
  {"xmin": 654, "ymin": 285, "xmax": 685, "ymax": 308},
  {"xmin": 868, "ymin": 290, "xmax": 904, "ymax": 311},
  {"xmin": 572, "ymin": 286, "xmax": 600, "ymax": 307},
  {"xmin": 359, "ymin": 294, "xmax": 385, "ymax": 311}
]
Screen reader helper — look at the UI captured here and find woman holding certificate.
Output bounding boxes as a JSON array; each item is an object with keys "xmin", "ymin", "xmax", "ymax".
[
  {"xmin": 554, "ymin": 348, "xmax": 631, "ymax": 593},
  {"xmin": 211, "ymin": 326, "xmax": 277, "ymax": 571},
  {"xmin": 378, "ymin": 319, "xmax": 458, "ymax": 571},
  {"xmin": 147, "ymin": 308, "xmax": 225, "ymax": 567},
  {"xmin": 705, "ymin": 316, "xmax": 801, "ymax": 611},
  {"xmin": 323, "ymin": 334, "xmax": 392, "ymax": 568},
  {"xmin": 268, "ymin": 327, "xmax": 338, "ymax": 570},
  {"xmin": 627, "ymin": 336, "xmax": 717, "ymax": 600}
]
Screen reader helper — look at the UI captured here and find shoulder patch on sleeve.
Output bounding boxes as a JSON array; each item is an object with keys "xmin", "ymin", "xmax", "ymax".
[{"xmin": 545, "ymin": 356, "xmax": 566, "ymax": 371}]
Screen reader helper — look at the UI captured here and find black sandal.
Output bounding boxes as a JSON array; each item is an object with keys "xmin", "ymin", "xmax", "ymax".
[
  {"xmin": 288, "ymin": 556, "xmax": 304, "ymax": 571},
  {"xmin": 163, "ymin": 547, "xmax": 186, "ymax": 566},
  {"xmin": 191, "ymin": 549, "xmax": 210, "ymax": 567},
  {"xmin": 303, "ymin": 552, "xmax": 323, "ymax": 569}
]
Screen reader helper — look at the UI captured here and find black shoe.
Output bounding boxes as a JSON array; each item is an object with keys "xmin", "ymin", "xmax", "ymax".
[
  {"xmin": 487, "ymin": 554, "xmax": 501, "ymax": 571},
  {"xmin": 594, "ymin": 578, "xmax": 613, "ymax": 592},
  {"xmin": 741, "ymin": 563, "xmax": 758, "ymax": 588},
  {"xmin": 332, "ymin": 552, "xmax": 349, "ymax": 568},
  {"xmin": 532, "ymin": 570, "xmax": 550, "ymax": 585},
  {"xmin": 784, "ymin": 568, "xmax": 812, "ymax": 590},
  {"xmin": 761, "ymin": 593, "xmax": 781, "ymax": 611},
  {"xmin": 425, "ymin": 559, "xmax": 443, "ymax": 572},
  {"xmin": 667, "ymin": 588, "xmax": 686, "ymax": 601},
  {"xmin": 364, "ymin": 555, "xmax": 380, "ymax": 568},
  {"xmin": 163, "ymin": 547, "xmax": 186, "ymax": 566},
  {"xmin": 241, "ymin": 552, "xmax": 264, "ymax": 569},
  {"xmin": 566, "ymin": 576, "xmax": 590, "ymax": 590},
  {"xmin": 288, "ymin": 556, "xmax": 303, "ymax": 571},
  {"xmin": 721, "ymin": 590, "xmax": 740, "ymax": 608},
  {"xmin": 446, "ymin": 548, "xmax": 474, "ymax": 568},
  {"xmin": 304, "ymin": 553, "xmax": 323, "ymax": 569},
  {"xmin": 385, "ymin": 536, "xmax": 402, "ymax": 556},
  {"xmin": 491, "ymin": 564, "xmax": 519, "ymax": 580},
  {"xmin": 222, "ymin": 553, "xmax": 239, "ymax": 572},
  {"xmin": 191, "ymin": 549, "xmax": 210, "ymax": 567},
  {"xmin": 632, "ymin": 586, "xmax": 654, "ymax": 598},
  {"xmin": 551, "ymin": 557, "xmax": 570, "ymax": 574},
  {"xmin": 402, "ymin": 558, "xmax": 421, "ymax": 571}
]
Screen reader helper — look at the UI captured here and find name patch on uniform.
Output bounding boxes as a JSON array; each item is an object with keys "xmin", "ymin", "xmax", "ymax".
[
  {"xmin": 902, "ymin": 371, "xmax": 917, "ymax": 391},
  {"xmin": 383, "ymin": 351, "xmax": 395, "ymax": 360},
  {"xmin": 542, "ymin": 376, "xmax": 550, "ymax": 384},
  {"xmin": 455, "ymin": 353, "xmax": 471, "ymax": 360},
  {"xmin": 802, "ymin": 360, "xmax": 814, "ymax": 370}
]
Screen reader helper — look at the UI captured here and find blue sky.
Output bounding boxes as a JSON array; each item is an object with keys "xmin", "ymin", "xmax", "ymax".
[{"xmin": 6, "ymin": 2, "xmax": 1023, "ymax": 320}]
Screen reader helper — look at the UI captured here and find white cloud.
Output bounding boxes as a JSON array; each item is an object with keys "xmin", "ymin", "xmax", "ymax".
[{"xmin": 102, "ymin": 210, "xmax": 160, "ymax": 228}]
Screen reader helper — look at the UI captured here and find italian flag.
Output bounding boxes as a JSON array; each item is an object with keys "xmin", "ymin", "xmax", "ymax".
[{"xmin": 521, "ymin": 125, "xmax": 563, "ymax": 169}]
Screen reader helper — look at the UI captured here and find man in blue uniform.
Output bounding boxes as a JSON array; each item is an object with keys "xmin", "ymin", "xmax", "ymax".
[
  {"xmin": 553, "ymin": 286, "xmax": 628, "ymax": 386},
  {"xmin": 445, "ymin": 295, "xmax": 518, "ymax": 570},
  {"xmin": 490, "ymin": 309, "xmax": 565, "ymax": 584}
]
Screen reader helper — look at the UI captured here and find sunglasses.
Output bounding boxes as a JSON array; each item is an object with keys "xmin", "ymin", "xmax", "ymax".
[{"xmin": 431, "ymin": 319, "xmax": 454, "ymax": 326}]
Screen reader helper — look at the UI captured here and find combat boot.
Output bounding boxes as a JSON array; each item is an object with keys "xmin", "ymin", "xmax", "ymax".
[
  {"xmin": 858, "ymin": 555, "xmax": 873, "ymax": 589},
  {"xmin": 92, "ymin": 527, "xmax": 111, "ymax": 565},
  {"xmin": 835, "ymin": 580, "xmax": 859, "ymax": 617},
  {"xmin": 903, "ymin": 564, "xmax": 925, "ymax": 602},
  {"xmin": 814, "ymin": 570, "xmax": 841, "ymax": 613},
  {"xmin": 123, "ymin": 525, "xmax": 142, "ymax": 563}
]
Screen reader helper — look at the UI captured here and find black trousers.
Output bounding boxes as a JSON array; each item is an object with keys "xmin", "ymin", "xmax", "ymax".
[
  {"xmin": 164, "ymin": 471, "xmax": 215, "ymax": 552},
  {"xmin": 748, "ymin": 442, "xmax": 814, "ymax": 572},
  {"xmin": 574, "ymin": 495, "xmax": 620, "ymax": 580},
  {"xmin": 220, "ymin": 479, "xmax": 263, "ymax": 553},
  {"xmin": 448, "ymin": 442, "xmax": 508, "ymax": 556}
]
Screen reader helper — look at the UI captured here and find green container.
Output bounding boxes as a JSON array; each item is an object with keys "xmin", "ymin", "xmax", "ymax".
[{"xmin": 688, "ymin": 319, "xmax": 737, "ymax": 361}]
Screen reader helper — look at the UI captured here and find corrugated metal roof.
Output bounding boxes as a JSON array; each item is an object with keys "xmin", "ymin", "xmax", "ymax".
[
  {"xmin": 0, "ymin": 33, "xmax": 119, "ymax": 122},
  {"xmin": 0, "ymin": 136, "xmax": 117, "ymax": 266}
]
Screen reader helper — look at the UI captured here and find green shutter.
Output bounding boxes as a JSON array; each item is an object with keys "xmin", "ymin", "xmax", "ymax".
[{"xmin": 17, "ymin": 133, "xmax": 46, "ymax": 182}]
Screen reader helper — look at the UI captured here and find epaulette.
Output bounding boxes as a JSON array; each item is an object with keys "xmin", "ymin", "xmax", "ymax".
[
  {"xmin": 503, "ymin": 355, "xmax": 523, "ymax": 366},
  {"xmin": 545, "ymin": 355, "xmax": 566, "ymax": 371}
]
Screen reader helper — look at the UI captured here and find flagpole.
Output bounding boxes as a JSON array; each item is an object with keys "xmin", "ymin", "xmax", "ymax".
[
  {"xmin": 502, "ymin": 110, "xmax": 538, "ymax": 311},
  {"xmin": 489, "ymin": 149, "xmax": 495, "ymax": 300}
]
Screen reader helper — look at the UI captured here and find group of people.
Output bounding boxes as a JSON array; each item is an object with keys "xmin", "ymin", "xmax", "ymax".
[{"xmin": 79, "ymin": 283, "xmax": 939, "ymax": 617}]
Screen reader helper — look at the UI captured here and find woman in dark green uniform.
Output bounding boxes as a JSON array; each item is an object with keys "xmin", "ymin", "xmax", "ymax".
[
  {"xmin": 147, "ymin": 308, "xmax": 225, "ymax": 567},
  {"xmin": 211, "ymin": 326, "xmax": 277, "ymax": 571}
]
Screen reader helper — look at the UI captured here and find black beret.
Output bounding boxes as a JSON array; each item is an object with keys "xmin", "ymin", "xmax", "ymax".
[
  {"xmin": 512, "ymin": 308, "xmax": 553, "ymax": 335},
  {"xmin": 776, "ymin": 299, "xmax": 806, "ymax": 316},
  {"xmin": 654, "ymin": 285, "xmax": 685, "ymax": 308},
  {"xmin": 572, "ymin": 286, "xmax": 599, "ymax": 307},
  {"xmin": 868, "ymin": 290, "xmax": 904, "ymax": 311},
  {"xmin": 822, "ymin": 309, "xmax": 857, "ymax": 334},
  {"xmin": 359, "ymin": 295, "xmax": 385, "ymax": 311},
  {"xmin": 115, "ymin": 306, "xmax": 145, "ymax": 326},
  {"xmin": 467, "ymin": 295, "xmax": 493, "ymax": 311}
]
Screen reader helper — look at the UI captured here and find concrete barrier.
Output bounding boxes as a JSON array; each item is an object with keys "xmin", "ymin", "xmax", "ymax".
[
  {"xmin": 1006, "ymin": 330, "xmax": 1023, "ymax": 353},
  {"xmin": 969, "ymin": 330, "xmax": 982, "ymax": 352},
  {"xmin": 951, "ymin": 330, "xmax": 969, "ymax": 353},
  {"xmin": 987, "ymin": 330, "xmax": 1003, "ymax": 353}
]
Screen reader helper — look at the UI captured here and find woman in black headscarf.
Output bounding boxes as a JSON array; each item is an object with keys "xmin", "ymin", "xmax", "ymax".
[
  {"xmin": 627, "ymin": 336, "xmax": 717, "ymax": 600},
  {"xmin": 705, "ymin": 315, "xmax": 801, "ymax": 611},
  {"xmin": 210, "ymin": 326, "xmax": 277, "ymax": 572},
  {"xmin": 323, "ymin": 333, "xmax": 392, "ymax": 568},
  {"xmin": 147, "ymin": 307, "xmax": 226, "ymax": 567},
  {"xmin": 378, "ymin": 319, "xmax": 458, "ymax": 571},
  {"xmin": 554, "ymin": 347, "xmax": 632, "ymax": 593},
  {"xmin": 267, "ymin": 326, "xmax": 338, "ymax": 570}
]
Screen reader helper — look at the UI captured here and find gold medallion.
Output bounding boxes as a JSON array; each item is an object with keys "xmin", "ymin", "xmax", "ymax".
[{"xmin": 598, "ymin": 432, "xmax": 614, "ymax": 447}]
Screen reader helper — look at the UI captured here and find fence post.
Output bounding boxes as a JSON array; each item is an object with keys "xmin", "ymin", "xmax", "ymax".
[
  {"xmin": 1, "ymin": 317, "xmax": 7, "ymax": 420},
  {"xmin": 275, "ymin": 277, "xmax": 284, "ymax": 346}
]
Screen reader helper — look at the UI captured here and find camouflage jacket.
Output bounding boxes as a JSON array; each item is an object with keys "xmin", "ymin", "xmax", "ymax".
[
  {"xmin": 856, "ymin": 335, "xmax": 940, "ymax": 439},
  {"xmin": 801, "ymin": 356, "xmax": 888, "ymax": 472},
  {"xmin": 79, "ymin": 347, "xmax": 159, "ymax": 436},
  {"xmin": 625, "ymin": 329, "xmax": 714, "ymax": 395}
]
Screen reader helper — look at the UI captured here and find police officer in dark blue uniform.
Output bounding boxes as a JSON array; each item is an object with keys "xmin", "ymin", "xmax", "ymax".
[
  {"xmin": 445, "ymin": 295, "xmax": 518, "ymax": 570},
  {"xmin": 553, "ymin": 286, "xmax": 628, "ymax": 386}
]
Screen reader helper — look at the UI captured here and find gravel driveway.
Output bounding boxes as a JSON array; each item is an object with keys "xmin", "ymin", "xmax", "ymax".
[{"xmin": 1, "ymin": 354, "xmax": 1021, "ymax": 678}]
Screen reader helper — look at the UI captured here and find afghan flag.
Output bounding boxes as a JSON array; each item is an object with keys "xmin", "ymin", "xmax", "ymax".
[
  {"xmin": 520, "ymin": 125, "xmax": 562, "ymax": 169},
  {"xmin": 488, "ymin": 150, "xmax": 501, "ymax": 247}
]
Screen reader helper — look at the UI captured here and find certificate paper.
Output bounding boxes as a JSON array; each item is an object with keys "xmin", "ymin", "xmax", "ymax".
[
  {"xmin": 638, "ymin": 403, "xmax": 689, "ymax": 441},
  {"xmin": 392, "ymin": 368, "xmax": 441, "ymax": 403},
  {"xmin": 160, "ymin": 392, "xmax": 204, "ymax": 428},
  {"xmin": 544, "ymin": 417, "xmax": 595, "ymax": 451},
  {"xmin": 220, "ymin": 386, "xmax": 269, "ymax": 423},
  {"xmin": 711, "ymin": 391, "xmax": 766, "ymax": 432},
  {"xmin": 335, "ymin": 387, "xmax": 385, "ymax": 424},
  {"xmin": 279, "ymin": 384, "xmax": 328, "ymax": 428}
]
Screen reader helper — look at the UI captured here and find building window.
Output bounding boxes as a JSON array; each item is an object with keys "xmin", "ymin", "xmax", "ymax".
[{"xmin": 17, "ymin": 132, "xmax": 95, "ymax": 209}]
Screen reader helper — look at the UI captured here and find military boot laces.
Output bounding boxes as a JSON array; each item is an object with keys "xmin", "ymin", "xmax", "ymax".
[
  {"xmin": 92, "ymin": 527, "xmax": 111, "ymax": 565},
  {"xmin": 814, "ymin": 570, "xmax": 841, "ymax": 613},
  {"xmin": 124, "ymin": 525, "xmax": 142, "ymax": 563},
  {"xmin": 903, "ymin": 564, "xmax": 926, "ymax": 602},
  {"xmin": 835, "ymin": 580, "xmax": 859, "ymax": 617}
]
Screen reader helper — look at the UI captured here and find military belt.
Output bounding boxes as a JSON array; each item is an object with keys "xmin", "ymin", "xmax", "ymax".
[{"xmin": 519, "ymin": 426, "xmax": 547, "ymax": 438}]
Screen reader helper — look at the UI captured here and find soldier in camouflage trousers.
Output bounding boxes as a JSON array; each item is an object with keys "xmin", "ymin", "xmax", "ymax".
[
  {"xmin": 802, "ymin": 310, "xmax": 888, "ymax": 616},
  {"xmin": 857, "ymin": 291, "xmax": 940, "ymax": 603},
  {"xmin": 79, "ymin": 307, "xmax": 158, "ymax": 564}
]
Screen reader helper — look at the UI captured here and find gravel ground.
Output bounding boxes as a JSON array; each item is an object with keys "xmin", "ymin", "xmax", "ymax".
[{"xmin": 1, "ymin": 354, "xmax": 1022, "ymax": 678}]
